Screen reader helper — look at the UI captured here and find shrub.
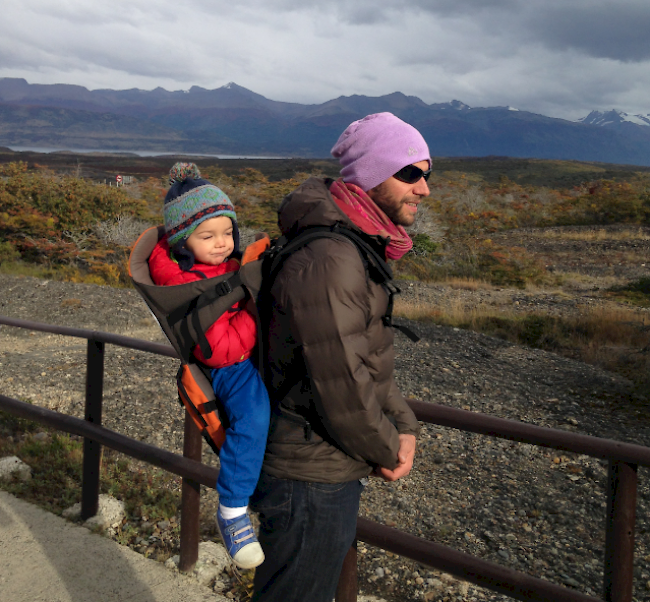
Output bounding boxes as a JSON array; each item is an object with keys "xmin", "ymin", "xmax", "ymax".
[
  {"xmin": 607, "ymin": 277, "xmax": 650, "ymax": 307},
  {"xmin": 397, "ymin": 238, "xmax": 548, "ymax": 287},
  {"xmin": 2, "ymin": 157, "xmax": 649, "ymax": 291},
  {"xmin": 519, "ymin": 315, "xmax": 562, "ymax": 349},
  {"xmin": 0, "ymin": 240, "xmax": 19, "ymax": 264},
  {"xmin": 94, "ymin": 215, "xmax": 153, "ymax": 247},
  {"xmin": 476, "ymin": 241, "xmax": 548, "ymax": 288},
  {"xmin": 411, "ymin": 233, "xmax": 441, "ymax": 257}
]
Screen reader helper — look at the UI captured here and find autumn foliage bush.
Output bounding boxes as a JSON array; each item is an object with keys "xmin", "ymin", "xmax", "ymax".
[
  {"xmin": 394, "ymin": 171, "xmax": 650, "ymax": 286},
  {"xmin": 1, "ymin": 159, "xmax": 649, "ymax": 288},
  {"xmin": 0, "ymin": 161, "xmax": 151, "ymax": 285},
  {"xmin": 2, "ymin": 158, "xmax": 649, "ymax": 396}
]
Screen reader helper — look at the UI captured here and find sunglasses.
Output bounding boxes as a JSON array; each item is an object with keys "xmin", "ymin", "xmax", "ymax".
[{"xmin": 393, "ymin": 164, "xmax": 431, "ymax": 184}]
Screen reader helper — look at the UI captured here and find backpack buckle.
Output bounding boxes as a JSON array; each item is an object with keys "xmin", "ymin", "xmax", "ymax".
[{"xmin": 214, "ymin": 280, "xmax": 233, "ymax": 297}]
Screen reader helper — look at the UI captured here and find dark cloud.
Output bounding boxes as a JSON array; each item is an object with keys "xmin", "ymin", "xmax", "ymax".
[
  {"xmin": 410, "ymin": 0, "xmax": 650, "ymax": 63},
  {"xmin": 525, "ymin": 4, "xmax": 650, "ymax": 62},
  {"xmin": 411, "ymin": 0, "xmax": 519, "ymax": 16},
  {"xmin": 279, "ymin": 0, "xmax": 650, "ymax": 63},
  {"xmin": 2, "ymin": 0, "xmax": 650, "ymax": 120},
  {"xmin": 235, "ymin": 0, "xmax": 517, "ymax": 25}
]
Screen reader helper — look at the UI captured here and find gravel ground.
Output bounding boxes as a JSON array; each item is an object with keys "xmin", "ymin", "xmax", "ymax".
[
  {"xmin": 1, "ymin": 273, "xmax": 650, "ymax": 601},
  {"xmin": 490, "ymin": 224, "xmax": 650, "ymax": 283}
]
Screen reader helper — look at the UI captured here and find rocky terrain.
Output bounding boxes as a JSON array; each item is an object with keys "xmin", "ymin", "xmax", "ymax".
[{"xmin": 0, "ymin": 231, "xmax": 649, "ymax": 602}]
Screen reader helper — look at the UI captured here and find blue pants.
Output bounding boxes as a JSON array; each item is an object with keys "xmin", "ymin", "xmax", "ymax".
[
  {"xmin": 250, "ymin": 472, "xmax": 363, "ymax": 602},
  {"xmin": 211, "ymin": 359, "xmax": 270, "ymax": 508}
]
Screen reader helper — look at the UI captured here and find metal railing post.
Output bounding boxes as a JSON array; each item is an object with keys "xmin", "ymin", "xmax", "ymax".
[
  {"xmin": 336, "ymin": 541, "xmax": 358, "ymax": 602},
  {"xmin": 604, "ymin": 460, "xmax": 638, "ymax": 602},
  {"xmin": 81, "ymin": 338, "xmax": 104, "ymax": 520},
  {"xmin": 179, "ymin": 410, "xmax": 202, "ymax": 572}
]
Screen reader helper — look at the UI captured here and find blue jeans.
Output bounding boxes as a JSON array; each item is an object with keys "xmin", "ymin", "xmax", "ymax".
[
  {"xmin": 211, "ymin": 359, "xmax": 270, "ymax": 508},
  {"xmin": 250, "ymin": 472, "xmax": 363, "ymax": 602}
]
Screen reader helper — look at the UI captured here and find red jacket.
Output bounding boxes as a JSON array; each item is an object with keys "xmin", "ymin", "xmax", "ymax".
[{"xmin": 148, "ymin": 239, "xmax": 257, "ymax": 369}]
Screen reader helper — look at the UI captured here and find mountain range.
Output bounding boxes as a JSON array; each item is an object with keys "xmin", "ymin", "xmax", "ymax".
[{"xmin": 1, "ymin": 78, "xmax": 649, "ymax": 166}]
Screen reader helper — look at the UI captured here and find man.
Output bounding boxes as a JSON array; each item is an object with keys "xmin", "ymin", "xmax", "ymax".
[{"xmin": 250, "ymin": 112, "xmax": 430, "ymax": 601}]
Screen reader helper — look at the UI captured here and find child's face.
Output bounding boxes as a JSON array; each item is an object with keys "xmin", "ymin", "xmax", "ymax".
[{"xmin": 185, "ymin": 216, "xmax": 235, "ymax": 266}]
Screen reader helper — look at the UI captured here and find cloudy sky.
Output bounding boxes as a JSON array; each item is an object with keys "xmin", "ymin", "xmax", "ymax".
[{"xmin": 1, "ymin": 0, "xmax": 649, "ymax": 121}]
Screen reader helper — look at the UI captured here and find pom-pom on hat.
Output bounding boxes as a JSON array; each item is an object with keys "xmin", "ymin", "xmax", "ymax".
[
  {"xmin": 168, "ymin": 161, "xmax": 202, "ymax": 186},
  {"xmin": 331, "ymin": 112, "xmax": 431, "ymax": 192},
  {"xmin": 163, "ymin": 162, "xmax": 239, "ymax": 270}
]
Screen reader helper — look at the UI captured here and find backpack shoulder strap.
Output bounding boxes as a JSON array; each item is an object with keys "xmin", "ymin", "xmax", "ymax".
[
  {"xmin": 265, "ymin": 224, "xmax": 419, "ymax": 342},
  {"xmin": 164, "ymin": 272, "xmax": 245, "ymax": 361},
  {"xmin": 331, "ymin": 226, "xmax": 420, "ymax": 342}
]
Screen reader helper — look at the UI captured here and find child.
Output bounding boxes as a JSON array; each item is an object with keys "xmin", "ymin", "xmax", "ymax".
[{"xmin": 148, "ymin": 162, "xmax": 270, "ymax": 570}]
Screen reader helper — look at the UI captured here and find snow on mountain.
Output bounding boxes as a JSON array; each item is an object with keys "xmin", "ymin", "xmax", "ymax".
[
  {"xmin": 578, "ymin": 109, "xmax": 650, "ymax": 127},
  {"xmin": 448, "ymin": 100, "xmax": 470, "ymax": 110},
  {"xmin": 429, "ymin": 99, "xmax": 471, "ymax": 111},
  {"xmin": 622, "ymin": 113, "xmax": 650, "ymax": 126}
]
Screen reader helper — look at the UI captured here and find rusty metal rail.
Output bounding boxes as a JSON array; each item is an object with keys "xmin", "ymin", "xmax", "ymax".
[
  {"xmin": 0, "ymin": 315, "xmax": 176, "ymax": 357},
  {"xmin": 0, "ymin": 315, "xmax": 648, "ymax": 601},
  {"xmin": 335, "ymin": 402, "xmax": 650, "ymax": 602},
  {"xmin": 0, "ymin": 315, "xmax": 208, "ymax": 570},
  {"xmin": 0, "ymin": 393, "xmax": 218, "ymax": 487},
  {"xmin": 408, "ymin": 399, "xmax": 650, "ymax": 465}
]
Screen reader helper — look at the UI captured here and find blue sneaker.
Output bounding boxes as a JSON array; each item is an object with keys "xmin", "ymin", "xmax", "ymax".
[{"xmin": 216, "ymin": 510, "xmax": 265, "ymax": 569}]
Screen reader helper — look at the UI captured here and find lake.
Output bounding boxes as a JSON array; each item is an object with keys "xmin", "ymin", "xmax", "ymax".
[{"xmin": 5, "ymin": 146, "xmax": 287, "ymax": 160}]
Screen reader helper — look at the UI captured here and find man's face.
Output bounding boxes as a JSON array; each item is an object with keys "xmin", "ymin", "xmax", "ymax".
[{"xmin": 367, "ymin": 160, "xmax": 430, "ymax": 227}]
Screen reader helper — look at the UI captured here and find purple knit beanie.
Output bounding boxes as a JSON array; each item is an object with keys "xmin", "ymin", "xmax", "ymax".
[{"xmin": 331, "ymin": 112, "xmax": 431, "ymax": 192}]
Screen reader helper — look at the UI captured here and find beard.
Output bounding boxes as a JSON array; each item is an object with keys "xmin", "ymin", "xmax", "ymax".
[{"xmin": 367, "ymin": 182, "xmax": 415, "ymax": 227}]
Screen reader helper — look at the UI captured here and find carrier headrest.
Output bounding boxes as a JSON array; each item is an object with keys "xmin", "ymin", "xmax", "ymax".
[{"xmin": 129, "ymin": 226, "xmax": 165, "ymax": 285}]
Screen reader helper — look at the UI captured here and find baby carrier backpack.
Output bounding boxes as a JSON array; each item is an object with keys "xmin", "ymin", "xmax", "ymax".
[{"xmin": 128, "ymin": 223, "xmax": 417, "ymax": 455}]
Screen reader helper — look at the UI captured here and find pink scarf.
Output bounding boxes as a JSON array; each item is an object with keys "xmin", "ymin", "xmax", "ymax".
[{"xmin": 328, "ymin": 179, "xmax": 413, "ymax": 260}]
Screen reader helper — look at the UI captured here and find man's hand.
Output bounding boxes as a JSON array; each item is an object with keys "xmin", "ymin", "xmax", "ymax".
[{"xmin": 377, "ymin": 434, "xmax": 416, "ymax": 482}]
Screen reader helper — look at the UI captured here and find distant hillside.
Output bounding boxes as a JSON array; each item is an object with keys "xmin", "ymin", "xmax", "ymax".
[
  {"xmin": 1, "ymin": 78, "xmax": 650, "ymax": 165},
  {"xmin": 0, "ymin": 103, "xmax": 191, "ymax": 151}
]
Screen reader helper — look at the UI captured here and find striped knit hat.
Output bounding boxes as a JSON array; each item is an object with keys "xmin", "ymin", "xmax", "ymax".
[{"xmin": 163, "ymin": 162, "xmax": 239, "ymax": 270}]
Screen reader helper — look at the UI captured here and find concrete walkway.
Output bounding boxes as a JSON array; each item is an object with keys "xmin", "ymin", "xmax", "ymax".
[{"xmin": 0, "ymin": 491, "xmax": 226, "ymax": 602}]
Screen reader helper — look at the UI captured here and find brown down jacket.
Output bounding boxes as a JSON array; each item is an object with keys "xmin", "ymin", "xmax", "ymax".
[{"xmin": 262, "ymin": 177, "xmax": 420, "ymax": 483}]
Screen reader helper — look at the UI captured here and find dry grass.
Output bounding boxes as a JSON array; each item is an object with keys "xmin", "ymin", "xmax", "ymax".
[
  {"xmin": 553, "ymin": 272, "xmax": 626, "ymax": 289},
  {"xmin": 442, "ymin": 277, "xmax": 494, "ymax": 291},
  {"xmin": 395, "ymin": 299, "xmax": 650, "ymax": 395},
  {"xmin": 60, "ymin": 298, "xmax": 83, "ymax": 309},
  {"xmin": 617, "ymin": 250, "xmax": 649, "ymax": 264},
  {"xmin": 574, "ymin": 250, "xmax": 649, "ymax": 267},
  {"xmin": 568, "ymin": 307, "xmax": 649, "ymax": 347},
  {"xmin": 540, "ymin": 227, "xmax": 650, "ymax": 242},
  {"xmin": 521, "ymin": 283, "xmax": 574, "ymax": 298},
  {"xmin": 394, "ymin": 297, "xmax": 509, "ymax": 325},
  {"xmin": 396, "ymin": 300, "xmax": 649, "ymax": 346}
]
